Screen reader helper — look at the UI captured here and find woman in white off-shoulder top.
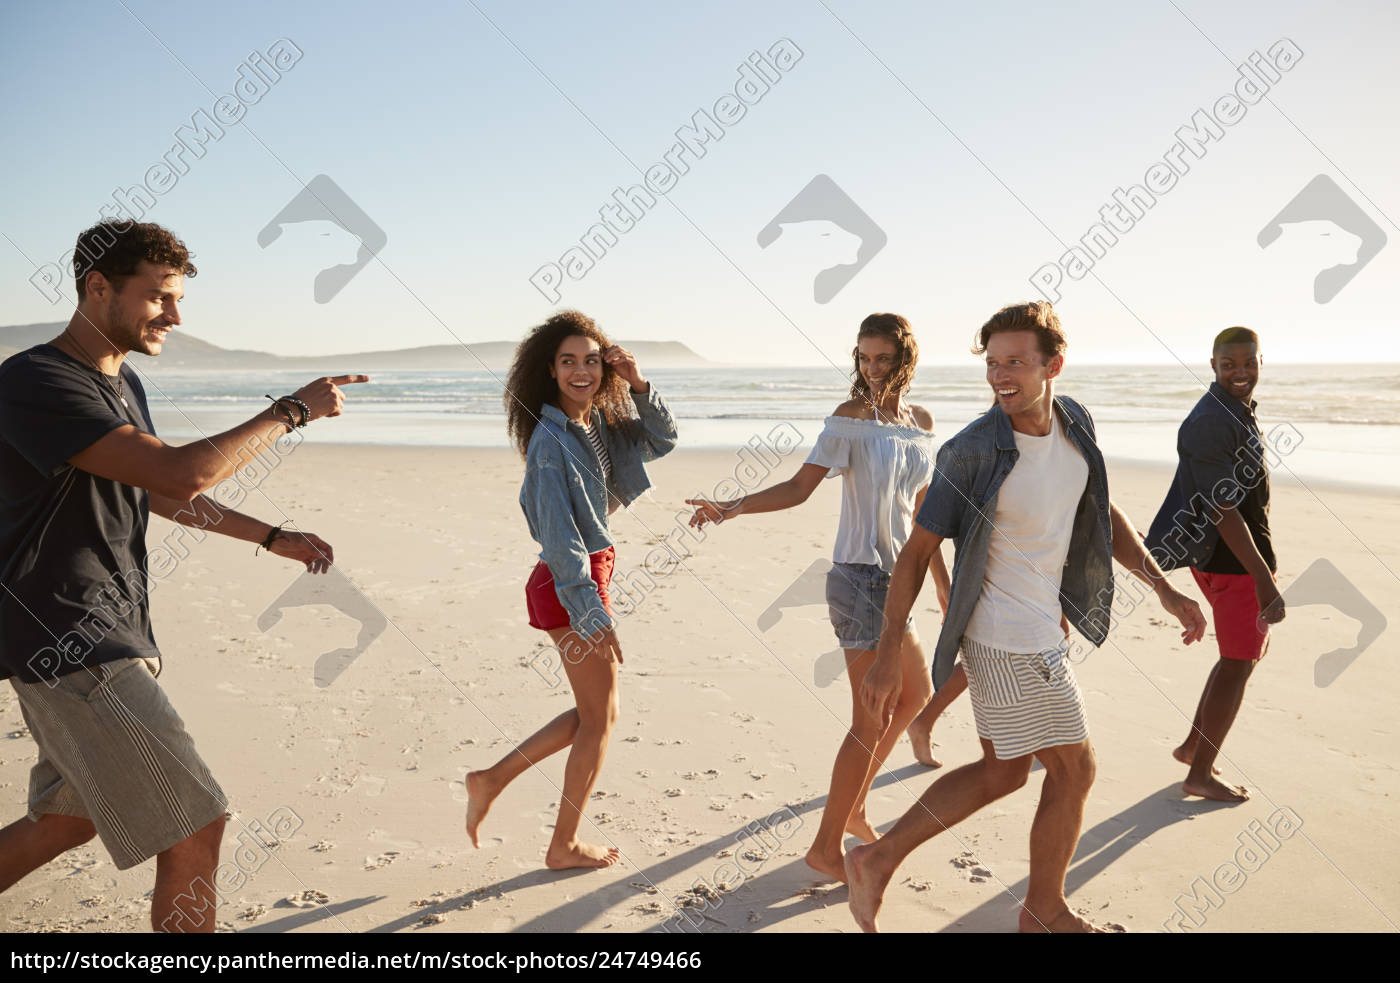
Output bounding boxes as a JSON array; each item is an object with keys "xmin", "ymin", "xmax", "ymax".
[{"xmin": 687, "ymin": 313, "xmax": 969, "ymax": 884}]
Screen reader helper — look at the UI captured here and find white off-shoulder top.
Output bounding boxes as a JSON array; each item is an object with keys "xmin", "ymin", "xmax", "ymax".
[{"xmin": 804, "ymin": 415, "xmax": 936, "ymax": 571}]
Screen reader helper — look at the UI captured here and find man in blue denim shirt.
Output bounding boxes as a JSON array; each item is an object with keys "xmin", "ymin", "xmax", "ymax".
[
  {"xmin": 845, "ymin": 302, "xmax": 1205, "ymax": 933},
  {"xmin": 1145, "ymin": 327, "xmax": 1283, "ymax": 804}
]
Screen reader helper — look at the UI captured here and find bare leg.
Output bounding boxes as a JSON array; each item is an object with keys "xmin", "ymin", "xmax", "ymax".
[
  {"xmin": 907, "ymin": 664, "xmax": 968, "ymax": 767},
  {"xmin": 467, "ymin": 706, "xmax": 579, "ymax": 847},
  {"xmin": 152, "ymin": 815, "xmax": 225, "ymax": 933},
  {"xmin": 1172, "ymin": 661, "xmax": 1221, "ymax": 775},
  {"xmin": 0, "ymin": 814, "xmax": 97, "ymax": 892},
  {"xmin": 1019, "ymin": 740, "xmax": 1101, "ymax": 933},
  {"xmin": 851, "ymin": 634, "xmax": 935, "ymax": 833},
  {"xmin": 806, "ymin": 635, "xmax": 932, "ymax": 882},
  {"xmin": 846, "ymin": 739, "xmax": 1031, "ymax": 932},
  {"xmin": 467, "ymin": 626, "xmax": 611, "ymax": 848},
  {"xmin": 544, "ymin": 628, "xmax": 621, "ymax": 869},
  {"xmin": 1182, "ymin": 657, "xmax": 1256, "ymax": 802}
]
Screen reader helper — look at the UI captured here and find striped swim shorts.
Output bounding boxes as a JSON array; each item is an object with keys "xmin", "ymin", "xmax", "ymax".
[
  {"xmin": 10, "ymin": 657, "xmax": 228, "ymax": 870},
  {"xmin": 960, "ymin": 636, "xmax": 1090, "ymax": 761}
]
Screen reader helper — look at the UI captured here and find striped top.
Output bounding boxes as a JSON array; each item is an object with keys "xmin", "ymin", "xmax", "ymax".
[{"xmin": 584, "ymin": 422, "xmax": 611, "ymax": 484}]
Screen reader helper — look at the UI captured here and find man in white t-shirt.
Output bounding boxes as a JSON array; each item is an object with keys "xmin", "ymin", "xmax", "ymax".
[{"xmin": 845, "ymin": 301, "xmax": 1207, "ymax": 932}]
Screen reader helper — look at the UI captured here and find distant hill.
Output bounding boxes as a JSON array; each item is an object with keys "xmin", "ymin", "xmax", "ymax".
[{"xmin": 0, "ymin": 322, "xmax": 711, "ymax": 370}]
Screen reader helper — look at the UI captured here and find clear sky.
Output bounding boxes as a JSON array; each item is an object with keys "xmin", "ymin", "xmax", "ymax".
[{"xmin": 1, "ymin": 0, "xmax": 1395, "ymax": 366}]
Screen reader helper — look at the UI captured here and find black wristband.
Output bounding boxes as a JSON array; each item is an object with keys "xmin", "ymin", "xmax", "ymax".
[
  {"xmin": 284, "ymin": 396, "xmax": 311, "ymax": 427},
  {"xmin": 257, "ymin": 522, "xmax": 287, "ymax": 556},
  {"xmin": 265, "ymin": 397, "xmax": 295, "ymax": 430},
  {"xmin": 265, "ymin": 395, "xmax": 310, "ymax": 429}
]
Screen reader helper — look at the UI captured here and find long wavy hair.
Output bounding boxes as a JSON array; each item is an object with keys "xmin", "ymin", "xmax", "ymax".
[
  {"xmin": 505, "ymin": 310, "xmax": 635, "ymax": 457},
  {"xmin": 849, "ymin": 312, "xmax": 919, "ymax": 405}
]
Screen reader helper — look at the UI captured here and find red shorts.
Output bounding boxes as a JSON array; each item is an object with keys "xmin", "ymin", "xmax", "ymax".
[
  {"xmin": 1191, "ymin": 568, "xmax": 1271, "ymax": 661},
  {"xmin": 525, "ymin": 547, "xmax": 615, "ymax": 632}
]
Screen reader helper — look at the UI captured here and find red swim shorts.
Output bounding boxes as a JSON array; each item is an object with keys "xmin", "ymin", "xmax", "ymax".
[
  {"xmin": 1191, "ymin": 567, "xmax": 1271, "ymax": 661},
  {"xmin": 525, "ymin": 547, "xmax": 615, "ymax": 632}
]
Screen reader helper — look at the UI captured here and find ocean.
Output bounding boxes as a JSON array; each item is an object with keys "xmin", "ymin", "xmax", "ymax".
[{"xmin": 135, "ymin": 362, "xmax": 1400, "ymax": 490}]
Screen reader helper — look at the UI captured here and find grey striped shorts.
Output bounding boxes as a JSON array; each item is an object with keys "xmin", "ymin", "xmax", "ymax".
[
  {"xmin": 10, "ymin": 657, "xmax": 227, "ymax": 870},
  {"xmin": 960, "ymin": 636, "xmax": 1090, "ymax": 761}
]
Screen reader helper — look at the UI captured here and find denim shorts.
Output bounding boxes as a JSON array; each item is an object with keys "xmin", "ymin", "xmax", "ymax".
[{"xmin": 825, "ymin": 562, "xmax": 914, "ymax": 651}]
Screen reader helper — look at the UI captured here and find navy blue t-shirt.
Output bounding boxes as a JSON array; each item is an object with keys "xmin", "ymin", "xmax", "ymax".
[{"xmin": 0, "ymin": 343, "xmax": 159, "ymax": 682}]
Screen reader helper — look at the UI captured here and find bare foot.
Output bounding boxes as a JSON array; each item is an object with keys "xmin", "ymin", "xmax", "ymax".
[
  {"xmin": 844, "ymin": 842, "xmax": 892, "ymax": 933},
  {"xmin": 1172, "ymin": 744, "xmax": 1221, "ymax": 776},
  {"xmin": 805, "ymin": 846, "xmax": 848, "ymax": 883},
  {"xmin": 845, "ymin": 813, "xmax": 878, "ymax": 844},
  {"xmin": 907, "ymin": 723, "xmax": 942, "ymax": 768},
  {"xmin": 1020, "ymin": 907, "xmax": 1108, "ymax": 933},
  {"xmin": 465, "ymin": 770, "xmax": 500, "ymax": 848},
  {"xmin": 545, "ymin": 840, "xmax": 621, "ymax": 869},
  {"xmin": 1182, "ymin": 776, "xmax": 1249, "ymax": 802}
]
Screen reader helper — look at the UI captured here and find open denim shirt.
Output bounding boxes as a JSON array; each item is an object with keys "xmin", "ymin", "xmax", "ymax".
[
  {"xmin": 1144, "ymin": 381, "xmax": 1269, "ymax": 573},
  {"xmin": 520, "ymin": 385, "xmax": 678, "ymax": 634},
  {"xmin": 913, "ymin": 396, "xmax": 1113, "ymax": 691}
]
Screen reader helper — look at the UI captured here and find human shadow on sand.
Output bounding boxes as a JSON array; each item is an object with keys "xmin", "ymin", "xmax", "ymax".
[
  {"xmin": 366, "ymin": 762, "xmax": 931, "ymax": 933},
  {"xmin": 931, "ymin": 781, "xmax": 1245, "ymax": 932}
]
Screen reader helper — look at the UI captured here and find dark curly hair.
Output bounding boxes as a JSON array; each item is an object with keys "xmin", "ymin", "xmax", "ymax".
[
  {"xmin": 73, "ymin": 221, "xmax": 197, "ymax": 301},
  {"xmin": 849, "ymin": 312, "xmax": 919, "ymax": 404},
  {"xmin": 505, "ymin": 310, "xmax": 635, "ymax": 456}
]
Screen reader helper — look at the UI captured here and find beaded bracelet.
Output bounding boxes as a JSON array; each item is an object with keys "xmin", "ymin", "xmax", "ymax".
[
  {"xmin": 265, "ymin": 394, "xmax": 308, "ymax": 429},
  {"xmin": 284, "ymin": 396, "xmax": 311, "ymax": 427}
]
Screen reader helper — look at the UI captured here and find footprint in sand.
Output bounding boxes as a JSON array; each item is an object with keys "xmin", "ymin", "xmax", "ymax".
[
  {"xmin": 364, "ymin": 850, "xmax": 400, "ymax": 870},
  {"xmin": 281, "ymin": 890, "xmax": 330, "ymax": 908}
]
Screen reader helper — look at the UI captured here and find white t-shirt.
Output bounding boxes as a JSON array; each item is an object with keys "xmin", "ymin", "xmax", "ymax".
[
  {"xmin": 964, "ymin": 412, "xmax": 1089, "ymax": 653},
  {"xmin": 805, "ymin": 415, "xmax": 936, "ymax": 571}
]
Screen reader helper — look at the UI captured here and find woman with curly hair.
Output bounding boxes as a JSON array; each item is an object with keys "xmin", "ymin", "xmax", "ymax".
[
  {"xmin": 466, "ymin": 310, "xmax": 678, "ymax": 869},
  {"xmin": 687, "ymin": 313, "xmax": 967, "ymax": 882}
]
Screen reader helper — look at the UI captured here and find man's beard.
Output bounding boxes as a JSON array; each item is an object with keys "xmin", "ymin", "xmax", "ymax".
[{"xmin": 106, "ymin": 297, "xmax": 161, "ymax": 356}]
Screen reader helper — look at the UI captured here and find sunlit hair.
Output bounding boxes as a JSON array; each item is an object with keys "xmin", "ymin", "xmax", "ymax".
[
  {"xmin": 849, "ymin": 312, "xmax": 919, "ymax": 404},
  {"xmin": 1213, "ymin": 326, "xmax": 1260, "ymax": 353},
  {"xmin": 505, "ymin": 310, "xmax": 635, "ymax": 457},
  {"xmin": 73, "ymin": 221, "xmax": 196, "ymax": 301},
  {"xmin": 972, "ymin": 300, "xmax": 1067, "ymax": 363}
]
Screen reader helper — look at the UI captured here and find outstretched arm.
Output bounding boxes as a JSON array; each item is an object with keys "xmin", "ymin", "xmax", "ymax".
[
  {"xmin": 687, "ymin": 462, "xmax": 827, "ymax": 529},
  {"xmin": 1110, "ymin": 501, "xmax": 1207, "ymax": 645},
  {"xmin": 70, "ymin": 375, "xmax": 368, "ymax": 500},
  {"xmin": 150, "ymin": 493, "xmax": 335, "ymax": 573}
]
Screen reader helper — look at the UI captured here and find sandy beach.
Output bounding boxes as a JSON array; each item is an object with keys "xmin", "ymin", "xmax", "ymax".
[{"xmin": 2, "ymin": 444, "xmax": 1396, "ymax": 934}]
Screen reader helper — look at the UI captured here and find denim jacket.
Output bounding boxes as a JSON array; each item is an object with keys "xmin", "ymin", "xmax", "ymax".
[
  {"xmin": 520, "ymin": 384, "xmax": 678, "ymax": 634},
  {"xmin": 914, "ymin": 396, "xmax": 1113, "ymax": 690}
]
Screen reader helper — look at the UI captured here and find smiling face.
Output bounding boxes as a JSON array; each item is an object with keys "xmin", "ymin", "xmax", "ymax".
[
  {"xmin": 92, "ymin": 260, "xmax": 184, "ymax": 356},
  {"xmin": 985, "ymin": 329, "xmax": 1062, "ymax": 430},
  {"xmin": 548, "ymin": 334, "xmax": 604, "ymax": 414},
  {"xmin": 1212, "ymin": 341, "xmax": 1261, "ymax": 404},
  {"xmin": 856, "ymin": 334, "xmax": 900, "ymax": 397}
]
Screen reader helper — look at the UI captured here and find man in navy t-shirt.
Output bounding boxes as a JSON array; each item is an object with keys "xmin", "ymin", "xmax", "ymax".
[
  {"xmin": 0, "ymin": 221, "xmax": 367, "ymax": 931},
  {"xmin": 1145, "ymin": 327, "xmax": 1283, "ymax": 803}
]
